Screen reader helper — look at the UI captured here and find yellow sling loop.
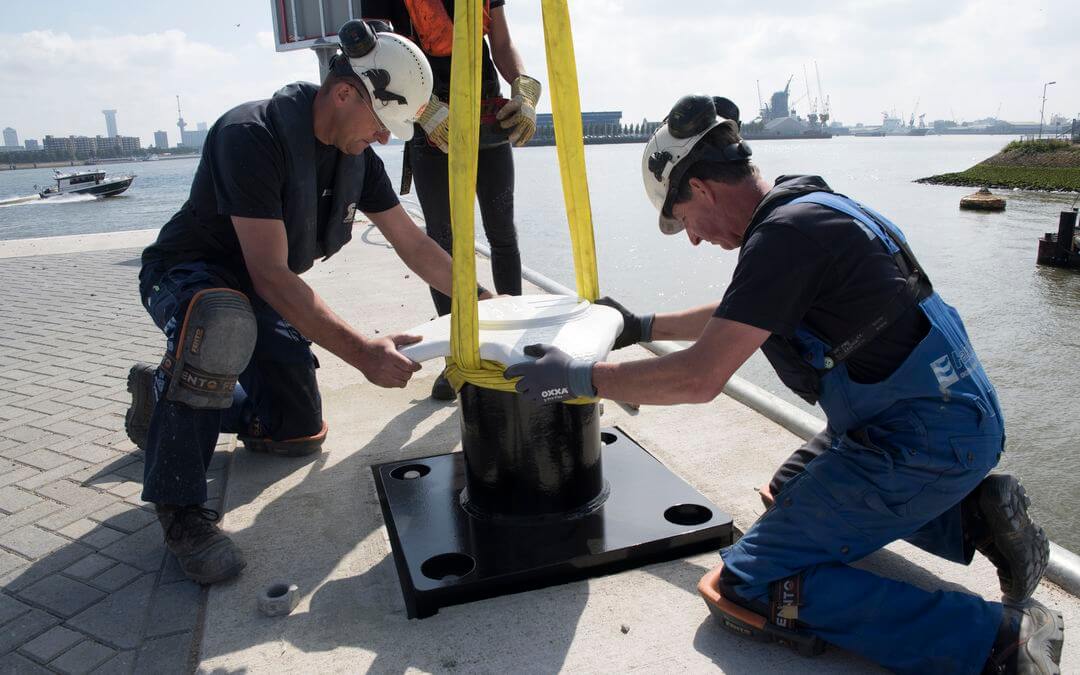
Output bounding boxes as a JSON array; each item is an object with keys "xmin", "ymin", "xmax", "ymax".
[{"xmin": 444, "ymin": 0, "xmax": 598, "ymax": 399}]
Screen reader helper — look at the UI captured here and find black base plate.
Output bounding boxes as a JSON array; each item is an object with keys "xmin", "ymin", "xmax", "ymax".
[{"xmin": 372, "ymin": 427, "xmax": 734, "ymax": 618}]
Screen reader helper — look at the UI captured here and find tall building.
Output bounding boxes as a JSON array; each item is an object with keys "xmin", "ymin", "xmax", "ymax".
[
  {"xmin": 102, "ymin": 110, "xmax": 118, "ymax": 138},
  {"xmin": 153, "ymin": 130, "xmax": 169, "ymax": 150},
  {"xmin": 24, "ymin": 139, "xmax": 39, "ymax": 151},
  {"xmin": 2, "ymin": 127, "xmax": 18, "ymax": 148},
  {"xmin": 43, "ymin": 134, "xmax": 140, "ymax": 156},
  {"xmin": 196, "ymin": 122, "xmax": 207, "ymax": 131}
]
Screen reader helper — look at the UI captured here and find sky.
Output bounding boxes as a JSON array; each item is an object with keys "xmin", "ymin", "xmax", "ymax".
[{"xmin": 2, "ymin": 0, "xmax": 1078, "ymax": 146}]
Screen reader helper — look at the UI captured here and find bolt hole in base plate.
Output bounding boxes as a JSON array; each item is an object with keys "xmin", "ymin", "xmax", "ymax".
[{"xmin": 372, "ymin": 426, "xmax": 733, "ymax": 618}]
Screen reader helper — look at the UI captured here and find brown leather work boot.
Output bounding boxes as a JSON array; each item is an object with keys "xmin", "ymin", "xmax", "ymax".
[
  {"xmin": 982, "ymin": 599, "xmax": 1064, "ymax": 674},
  {"xmin": 965, "ymin": 474, "xmax": 1050, "ymax": 605},
  {"xmin": 240, "ymin": 421, "xmax": 328, "ymax": 457},
  {"xmin": 125, "ymin": 363, "xmax": 156, "ymax": 451},
  {"xmin": 156, "ymin": 504, "xmax": 246, "ymax": 585}
]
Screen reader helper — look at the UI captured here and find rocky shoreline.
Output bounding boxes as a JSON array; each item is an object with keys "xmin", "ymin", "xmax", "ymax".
[{"xmin": 917, "ymin": 141, "xmax": 1080, "ymax": 192}]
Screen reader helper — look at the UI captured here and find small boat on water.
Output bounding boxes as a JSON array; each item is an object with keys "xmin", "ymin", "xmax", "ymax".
[{"xmin": 38, "ymin": 169, "xmax": 135, "ymax": 199}]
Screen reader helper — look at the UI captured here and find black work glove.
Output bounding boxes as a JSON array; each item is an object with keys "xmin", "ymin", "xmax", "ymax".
[
  {"xmin": 503, "ymin": 344, "xmax": 595, "ymax": 404},
  {"xmin": 595, "ymin": 296, "xmax": 654, "ymax": 350}
]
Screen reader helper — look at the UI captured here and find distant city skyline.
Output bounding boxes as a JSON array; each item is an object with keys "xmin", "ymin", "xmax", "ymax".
[{"xmin": 1, "ymin": 0, "xmax": 1078, "ymax": 146}]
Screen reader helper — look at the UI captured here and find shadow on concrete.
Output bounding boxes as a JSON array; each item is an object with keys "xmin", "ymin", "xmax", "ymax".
[{"xmin": 198, "ymin": 398, "xmax": 591, "ymax": 673}]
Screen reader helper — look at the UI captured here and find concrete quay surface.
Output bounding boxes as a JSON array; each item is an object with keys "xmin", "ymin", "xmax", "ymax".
[{"xmin": 0, "ymin": 226, "xmax": 1076, "ymax": 674}]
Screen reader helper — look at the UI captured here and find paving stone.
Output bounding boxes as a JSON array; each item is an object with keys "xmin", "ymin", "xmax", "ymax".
[
  {"xmin": 17, "ymin": 574, "xmax": 106, "ymax": 617},
  {"xmin": 0, "ymin": 541, "xmax": 94, "ymax": 593},
  {"xmin": 89, "ymin": 649, "xmax": 136, "ymax": 675},
  {"xmin": 32, "ymin": 480, "xmax": 102, "ymax": 507},
  {"xmin": 17, "ymin": 460, "xmax": 90, "ymax": 491},
  {"xmin": 0, "ymin": 594, "xmax": 32, "ymax": 625},
  {"xmin": 0, "ymin": 652, "xmax": 52, "ymax": 674},
  {"xmin": 87, "ymin": 562, "xmax": 144, "ymax": 594},
  {"xmin": 89, "ymin": 504, "xmax": 156, "ymax": 535},
  {"xmin": 0, "ymin": 549, "xmax": 28, "ymax": 578},
  {"xmin": 0, "ymin": 464, "xmax": 37, "ymax": 489},
  {"xmin": 0, "ymin": 426, "xmax": 53, "ymax": 445},
  {"xmin": 97, "ymin": 525, "xmax": 163, "ymax": 573},
  {"xmin": 63, "ymin": 554, "xmax": 116, "ymax": 581},
  {"xmin": 56, "ymin": 445, "xmax": 121, "ymax": 465},
  {"xmin": 0, "ymin": 525, "xmax": 68, "ymax": 559},
  {"xmin": 50, "ymin": 639, "xmax": 116, "ymax": 675},
  {"xmin": 67, "ymin": 574, "xmax": 155, "ymax": 650},
  {"xmin": 18, "ymin": 625, "xmax": 85, "ymax": 663},
  {"xmin": 133, "ymin": 632, "xmax": 193, "ymax": 675},
  {"xmin": 0, "ymin": 608, "xmax": 59, "ymax": 653},
  {"xmin": 104, "ymin": 482, "xmax": 141, "ymax": 500},
  {"xmin": 10, "ymin": 449, "xmax": 70, "ymax": 472},
  {"xmin": 33, "ymin": 493, "xmax": 120, "ymax": 533},
  {"xmin": 0, "ymin": 487, "xmax": 42, "ymax": 515},
  {"xmin": 145, "ymin": 581, "xmax": 202, "ymax": 638},
  {"xmin": 0, "ymin": 502, "xmax": 64, "ymax": 538}
]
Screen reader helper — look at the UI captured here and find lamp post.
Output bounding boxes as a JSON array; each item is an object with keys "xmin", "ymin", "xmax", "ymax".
[{"xmin": 1039, "ymin": 81, "xmax": 1056, "ymax": 139}]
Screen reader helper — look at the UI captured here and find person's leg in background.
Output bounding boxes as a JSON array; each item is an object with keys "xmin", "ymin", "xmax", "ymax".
[{"xmin": 475, "ymin": 142, "xmax": 522, "ymax": 297}]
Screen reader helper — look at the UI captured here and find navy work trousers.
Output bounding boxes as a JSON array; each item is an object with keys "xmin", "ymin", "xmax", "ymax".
[
  {"xmin": 138, "ymin": 261, "xmax": 322, "ymax": 506},
  {"xmin": 408, "ymin": 139, "xmax": 522, "ymax": 316}
]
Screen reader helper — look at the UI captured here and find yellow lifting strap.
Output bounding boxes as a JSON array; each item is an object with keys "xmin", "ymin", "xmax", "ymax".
[{"xmin": 444, "ymin": 0, "xmax": 599, "ymax": 398}]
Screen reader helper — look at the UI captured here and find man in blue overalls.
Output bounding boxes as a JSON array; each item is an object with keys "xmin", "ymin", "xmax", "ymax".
[{"xmin": 504, "ymin": 95, "xmax": 1064, "ymax": 673}]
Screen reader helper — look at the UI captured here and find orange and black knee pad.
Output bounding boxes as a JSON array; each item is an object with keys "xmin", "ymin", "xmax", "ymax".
[
  {"xmin": 698, "ymin": 563, "xmax": 826, "ymax": 657},
  {"xmin": 160, "ymin": 288, "xmax": 256, "ymax": 409}
]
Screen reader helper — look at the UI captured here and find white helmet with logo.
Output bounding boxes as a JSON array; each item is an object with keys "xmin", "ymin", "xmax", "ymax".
[
  {"xmin": 334, "ymin": 20, "xmax": 432, "ymax": 141},
  {"xmin": 641, "ymin": 95, "xmax": 751, "ymax": 234}
]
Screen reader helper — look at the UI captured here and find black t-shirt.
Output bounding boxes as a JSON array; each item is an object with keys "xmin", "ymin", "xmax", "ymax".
[
  {"xmin": 362, "ymin": 0, "xmax": 506, "ymax": 100},
  {"xmin": 714, "ymin": 175, "xmax": 930, "ymax": 383},
  {"xmin": 142, "ymin": 92, "xmax": 399, "ymax": 279}
]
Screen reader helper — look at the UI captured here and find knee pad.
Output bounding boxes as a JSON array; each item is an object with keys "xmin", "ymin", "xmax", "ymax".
[
  {"xmin": 698, "ymin": 563, "xmax": 826, "ymax": 657},
  {"xmin": 161, "ymin": 288, "xmax": 256, "ymax": 409}
]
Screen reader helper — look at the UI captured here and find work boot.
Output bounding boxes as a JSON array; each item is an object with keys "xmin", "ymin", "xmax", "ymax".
[
  {"xmin": 982, "ymin": 600, "xmax": 1064, "ymax": 674},
  {"xmin": 430, "ymin": 370, "xmax": 456, "ymax": 401},
  {"xmin": 240, "ymin": 421, "xmax": 328, "ymax": 457},
  {"xmin": 125, "ymin": 362, "xmax": 156, "ymax": 451},
  {"xmin": 156, "ymin": 504, "xmax": 246, "ymax": 585},
  {"xmin": 965, "ymin": 474, "xmax": 1051, "ymax": 604}
]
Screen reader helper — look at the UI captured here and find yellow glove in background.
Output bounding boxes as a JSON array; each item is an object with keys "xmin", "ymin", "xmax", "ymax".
[
  {"xmin": 496, "ymin": 75, "xmax": 541, "ymax": 146},
  {"xmin": 417, "ymin": 94, "xmax": 451, "ymax": 153}
]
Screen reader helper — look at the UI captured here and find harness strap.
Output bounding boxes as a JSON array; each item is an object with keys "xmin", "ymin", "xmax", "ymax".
[{"xmin": 792, "ymin": 192, "xmax": 933, "ymax": 369}]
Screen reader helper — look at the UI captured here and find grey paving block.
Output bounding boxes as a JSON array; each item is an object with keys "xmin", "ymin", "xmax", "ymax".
[
  {"xmin": 16, "ymin": 449, "xmax": 70, "ymax": 472},
  {"xmin": 67, "ymin": 574, "xmax": 155, "ymax": 650},
  {"xmin": 0, "ymin": 465, "xmax": 37, "ymax": 490},
  {"xmin": 50, "ymin": 639, "xmax": 116, "ymax": 675},
  {"xmin": 89, "ymin": 649, "xmax": 136, "ymax": 675},
  {"xmin": 0, "ymin": 608, "xmax": 59, "ymax": 653},
  {"xmin": 0, "ymin": 525, "xmax": 68, "ymax": 559},
  {"xmin": 32, "ymin": 493, "xmax": 118, "ymax": 534},
  {"xmin": 0, "ymin": 652, "xmax": 52, "ymax": 674},
  {"xmin": 32, "ymin": 480, "xmax": 101, "ymax": 507},
  {"xmin": 18, "ymin": 399, "xmax": 69, "ymax": 416},
  {"xmin": 17, "ymin": 574, "xmax": 106, "ymax": 617},
  {"xmin": 0, "ymin": 541, "xmax": 94, "ymax": 593},
  {"xmin": 0, "ymin": 487, "xmax": 42, "ymax": 515},
  {"xmin": 89, "ymin": 504, "xmax": 156, "ymax": 535},
  {"xmin": 133, "ymin": 632, "xmax": 193, "ymax": 675},
  {"xmin": 16, "ymin": 460, "xmax": 90, "ymax": 491},
  {"xmin": 63, "ymin": 554, "xmax": 116, "ymax": 581},
  {"xmin": 56, "ymin": 445, "xmax": 120, "ymax": 466},
  {"xmin": 0, "ymin": 426, "xmax": 53, "ymax": 445},
  {"xmin": 0, "ymin": 549, "xmax": 28, "ymax": 578},
  {"xmin": 18, "ymin": 625, "xmax": 84, "ymax": 663},
  {"xmin": 145, "ymin": 581, "xmax": 202, "ymax": 638},
  {"xmin": 87, "ymin": 564, "xmax": 143, "ymax": 593},
  {"xmin": 97, "ymin": 525, "xmax": 163, "ymax": 573},
  {"xmin": 0, "ymin": 502, "xmax": 64, "ymax": 539},
  {"xmin": 0, "ymin": 594, "xmax": 32, "ymax": 625}
]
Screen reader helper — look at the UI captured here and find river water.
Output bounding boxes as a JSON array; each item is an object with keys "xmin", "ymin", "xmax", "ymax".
[{"xmin": 1, "ymin": 135, "xmax": 1077, "ymax": 552}]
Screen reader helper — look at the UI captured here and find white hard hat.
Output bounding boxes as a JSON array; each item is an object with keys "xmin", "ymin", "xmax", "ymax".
[
  {"xmin": 335, "ymin": 21, "xmax": 432, "ymax": 141},
  {"xmin": 642, "ymin": 95, "xmax": 751, "ymax": 235}
]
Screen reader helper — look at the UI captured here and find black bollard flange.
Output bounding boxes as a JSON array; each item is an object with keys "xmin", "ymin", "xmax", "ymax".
[{"xmin": 372, "ymin": 386, "xmax": 733, "ymax": 619}]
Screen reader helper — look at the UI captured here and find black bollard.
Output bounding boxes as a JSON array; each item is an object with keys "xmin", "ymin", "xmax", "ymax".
[
  {"xmin": 373, "ymin": 382, "xmax": 733, "ymax": 618},
  {"xmin": 1057, "ymin": 210, "xmax": 1078, "ymax": 255},
  {"xmin": 458, "ymin": 384, "xmax": 606, "ymax": 520}
]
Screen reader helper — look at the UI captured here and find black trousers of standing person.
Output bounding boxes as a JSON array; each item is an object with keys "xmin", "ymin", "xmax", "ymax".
[{"xmin": 408, "ymin": 138, "xmax": 522, "ymax": 316}]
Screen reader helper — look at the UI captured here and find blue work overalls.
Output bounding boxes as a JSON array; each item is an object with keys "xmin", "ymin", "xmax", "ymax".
[{"xmin": 721, "ymin": 192, "xmax": 1005, "ymax": 673}]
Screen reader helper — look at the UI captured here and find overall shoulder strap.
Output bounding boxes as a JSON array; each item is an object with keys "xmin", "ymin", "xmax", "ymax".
[{"xmin": 786, "ymin": 192, "xmax": 934, "ymax": 365}]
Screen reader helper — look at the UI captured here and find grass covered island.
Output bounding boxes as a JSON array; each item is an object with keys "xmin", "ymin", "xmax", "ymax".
[{"xmin": 918, "ymin": 139, "xmax": 1080, "ymax": 192}]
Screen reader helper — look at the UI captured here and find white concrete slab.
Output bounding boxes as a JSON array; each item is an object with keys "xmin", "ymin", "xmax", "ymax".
[{"xmin": 197, "ymin": 229, "xmax": 1078, "ymax": 673}]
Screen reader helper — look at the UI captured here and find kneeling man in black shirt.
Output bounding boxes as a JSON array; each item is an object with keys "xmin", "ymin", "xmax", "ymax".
[
  {"xmin": 505, "ymin": 95, "xmax": 1061, "ymax": 674},
  {"xmin": 126, "ymin": 23, "xmax": 485, "ymax": 585}
]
